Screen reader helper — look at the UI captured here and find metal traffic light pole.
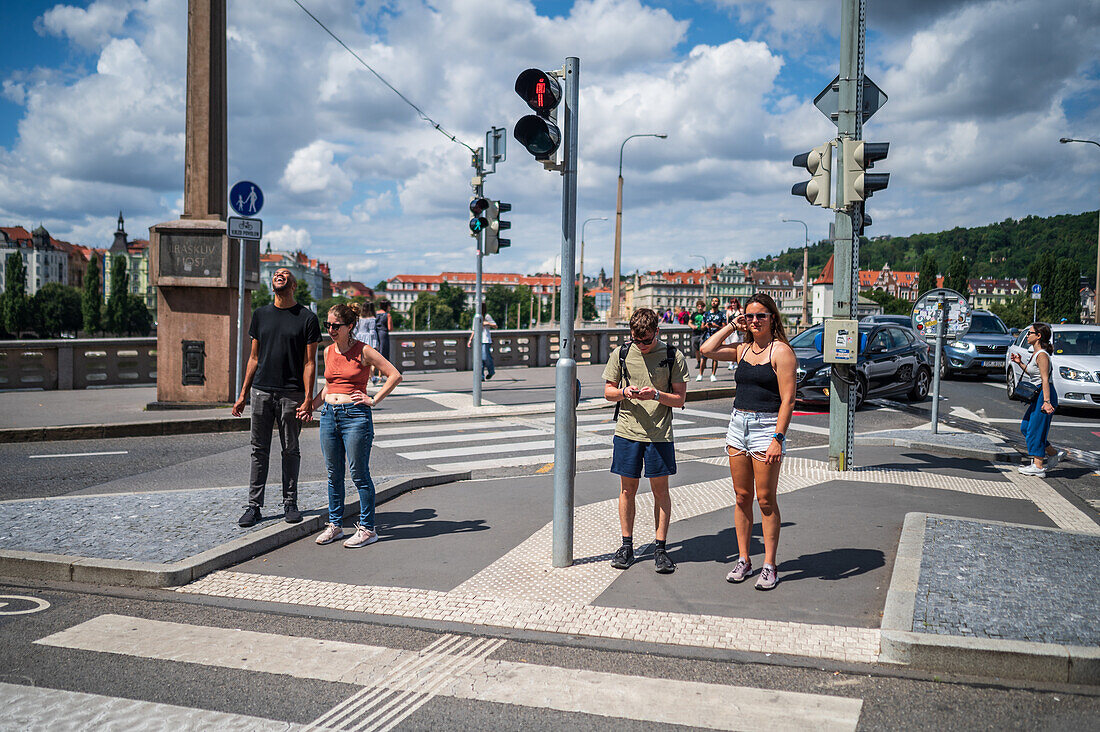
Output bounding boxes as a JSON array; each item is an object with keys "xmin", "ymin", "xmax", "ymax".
[
  {"xmin": 552, "ymin": 57, "xmax": 580, "ymax": 568},
  {"xmin": 828, "ymin": 0, "xmax": 866, "ymax": 471},
  {"xmin": 471, "ymin": 150, "xmax": 485, "ymax": 407}
]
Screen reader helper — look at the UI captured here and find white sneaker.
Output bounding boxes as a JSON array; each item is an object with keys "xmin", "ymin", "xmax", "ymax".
[
  {"xmin": 315, "ymin": 523, "xmax": 344, "ymax": 545},
  {"xmin": 1018, "ymin": 464, "xmax": 1046, "ymax": 477},
  {"xmin": 710, "ymin": 374, "xmax": 717, "ymax": 382},
  {"xmin": 343, "ymin": 525, "xmax": 379, "ymax": 548},
  {"xmin": 728, "ymin": 363, "xmax": 736, "ymax": 370},
  {"xmin": 695, "ymin": 374, "xmax": 703, "ymax": 382},
  {"xmin": 1047, "ymin": 450, "xmax": 1066, "ymax": 469}
]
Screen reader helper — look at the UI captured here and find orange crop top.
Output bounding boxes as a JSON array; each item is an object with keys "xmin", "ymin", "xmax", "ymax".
[{"xmin": 324, "ymin": 342, "xmax": 370, "ymax": 394}]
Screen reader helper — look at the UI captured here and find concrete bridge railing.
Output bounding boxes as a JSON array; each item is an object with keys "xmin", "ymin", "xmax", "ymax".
[{"xmin": 0, "ymin": 326, "xmax": 695, "ymax": 391}]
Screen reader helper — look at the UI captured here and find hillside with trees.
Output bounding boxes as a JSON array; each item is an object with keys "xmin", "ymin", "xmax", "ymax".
[{"xmin": 756, "ymin": 210, "xmax": 1098, "ymax": 283}]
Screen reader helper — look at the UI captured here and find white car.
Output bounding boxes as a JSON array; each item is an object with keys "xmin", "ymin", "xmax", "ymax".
[{"xmin": 1005, "ymin": 324, "xmax": 1100, "ymax": 410}]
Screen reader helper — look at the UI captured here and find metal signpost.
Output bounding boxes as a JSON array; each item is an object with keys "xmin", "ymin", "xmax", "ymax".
[
  {"xmin": 1031, "ymin": 283, "xmax": 1042, "ymax": 322},
  {"xmin": 912, "ymin": 288, "xmax": 972, "ymax": 434},
  {"xmin": 229, "ymin": 180, "xmax": 263, "ymax": 398}
]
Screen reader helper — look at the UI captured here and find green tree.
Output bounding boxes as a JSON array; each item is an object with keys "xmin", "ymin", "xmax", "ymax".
[
  {"xmin": 1049, "ymin": 258, "xmax": 1080, "ymax": 323},
  {"xmin": 990, "ymin": 292, "xmax": 1032, "ymax": 329},
  {"xmin": 33, "ymin": 283, "xmax": 83, "ymax": 337},
  {"xmin": 2, "ymin": 252, "xmax": 31, "ymax": 336},
  {"xmin": 436, "ymin": 280, "xmax": 469, "ymax": 326},
  {"xmin": 121, "ymin": 295, "xmax": 154, "ymax": 336},
  {"xmin": 582, "ymin": 294, "xmax": 598, "ymax": 321},
  {"xmin": 917, "ymin": 253, "xmax": 938, "ymax": 297},
  {"xmin": 316, "ymin": 294, "xmax": 349, "ymax": 318},
  {"xmin": 483, "ymin": 284, "xmax": 515, "ymax": 329},
  {"xmin": 104, "ymin": 255, "xmax": 129, "ymax": 335},
  {"xmin": 374, "ymin": 280, "xmax": 388, "ymax": 291},
  {"xmin": 251, "ymin": 282, "xmax": 272, "ymax": 309},
  {"xmin": 410, "ymin": 293, "xmax": 453, "ymax": 330},
  {"xmin": 294, "ymin": 279, "xmax": 314, "ymax": 307},
  {"xmin": 864, "ymin": 288, "xmax": 912, "ymax": 316},
  {"xmin": 81, "ymin": 255, "xmax": 103, "ymax": 334},
  {"xmin": 1028, "ymin": 252, "xmax": 1057, "ymax": 321},
  {"xmin": 942, "ymin": 253, "xmax": 971, "ymax": 295}
]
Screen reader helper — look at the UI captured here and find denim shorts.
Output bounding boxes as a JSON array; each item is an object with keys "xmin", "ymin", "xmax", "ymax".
[
  {"xmin": 611, "ymin": 436, "xmax": 677, "ymax": 479},
  {"xmin": 726, "ymin": 409, "xmax": 785, "ymax": 459}
]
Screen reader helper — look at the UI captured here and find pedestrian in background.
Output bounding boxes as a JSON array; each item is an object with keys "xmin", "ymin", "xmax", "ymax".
[
  {"xmin": 1009, "ymin": 323, "xmax": 1065, "ymax": 477},
  {"xmin": 232, "ymin": 268, "xmax": 321, "ymax": 528},
  {"xmin": 701, "ymin": 293, "xmax": 796, "ymax": 590},
  {"xmin": 725, "ymin": 298, "xmax": 743, "ymax": 371},
  {"xmin": 306, "ymin": 303, "xmax": 402, "ymax": 548},
  {"xmin": 354, "ymin": 301, "xmax": 380, "ymax": 384},
  {"xmin": 467, "ymin": 312, "xmax": 497, "ymax": 380},
  {"xmin": 375, "ymin": 300, "xmax": 393, "ymax": 363},
  {"xmin": 690, "ymin": 299, "xmax": 707, "ymax": 380},
  {"xmin": 700, "ymin": 296, "xmax": 727, "ymax": 381},
  {"xmin": 603, "ymin": 308, "xmax": 689, "ymax": 574}
]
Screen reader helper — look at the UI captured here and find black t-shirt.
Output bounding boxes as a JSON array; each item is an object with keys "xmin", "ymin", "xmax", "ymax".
[{"xmin": 249, "ymin": 303, "xmax": 322, "ymax": 392}]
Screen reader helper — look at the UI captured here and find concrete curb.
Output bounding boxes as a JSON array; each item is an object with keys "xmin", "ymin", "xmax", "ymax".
[
  {"xmin": 0, "ymin": 471, "xmax": 469, "ymax": 589},
  {"xmin": 879, "ymin": 512, "xmax": 1100, "ymax": 685},
  {"xmin": 0, "ymin": 386, "xmax": 738, "ymax": 444}
]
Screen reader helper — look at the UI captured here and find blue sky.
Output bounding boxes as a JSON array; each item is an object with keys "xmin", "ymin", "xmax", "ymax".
[{"xmin": 1, "ymin": 1, "xmax": 1098, "ymax": 284}]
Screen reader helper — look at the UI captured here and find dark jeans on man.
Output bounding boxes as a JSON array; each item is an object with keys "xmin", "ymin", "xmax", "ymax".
[{"xmin": 248, "ymin": 387, "xmax": 305, "ymax": 508}]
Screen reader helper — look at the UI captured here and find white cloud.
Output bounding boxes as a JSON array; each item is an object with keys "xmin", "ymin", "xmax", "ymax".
[
  {"xmin": 36, "ymin": 0, "xmax": 137, "ymax": 51},
  {"xmin": 264, "ymin": 224, "xmax": 312, "ymax": 252}
]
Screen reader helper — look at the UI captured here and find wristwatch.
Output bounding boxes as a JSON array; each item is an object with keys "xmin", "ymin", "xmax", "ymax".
[{"xmin": 772, "ymin": 432, "xmax": 785, "ymax": 443}]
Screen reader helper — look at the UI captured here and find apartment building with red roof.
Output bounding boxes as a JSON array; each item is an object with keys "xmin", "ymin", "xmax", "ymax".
[{"xmin": 385, "ymin": 272, "xmax": 563, "ymax": 314}]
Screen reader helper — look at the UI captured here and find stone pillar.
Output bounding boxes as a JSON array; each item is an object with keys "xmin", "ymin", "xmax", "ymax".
[{"xmin": 150, "ymin": 0, "xmax": 256, "ymax": 406}]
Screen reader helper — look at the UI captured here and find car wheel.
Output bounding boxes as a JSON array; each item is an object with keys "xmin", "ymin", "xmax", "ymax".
[
  {"xmin": 939, "ymin": 351, "xmax": 950, "ymax": 380},
  {"xmin": 1006, "ymin": 369, "xmax": 1016, "ymax": 401},
  {"xmin": 908, "ymin": 367, "xmax": 931, "ymax": 401}
]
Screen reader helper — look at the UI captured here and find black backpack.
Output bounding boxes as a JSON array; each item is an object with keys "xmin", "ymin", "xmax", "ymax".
[{"xmin": 613, "ymin": 341, "xmax": 679, "ymax": 421}]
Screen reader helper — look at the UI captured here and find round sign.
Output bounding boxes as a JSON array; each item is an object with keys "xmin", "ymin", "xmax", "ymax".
[
  {"xmin": 229, "ymin": 180, "xmax": 263, "ymax": 216},
  {"xmin": 911, "ymin": 288, "xmax": 972, "ymax": 342}
]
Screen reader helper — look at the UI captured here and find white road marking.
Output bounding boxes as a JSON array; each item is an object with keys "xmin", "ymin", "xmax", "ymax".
[
  {"xmin": 28, "ymin": 450, "xmax": 128, "ymax": 459},
  {"xmin": 429, "ymin": 448, "xmax": 616, "ymax": 472},
  {"xmin": 0, "ymin": 681, "xmax": 300, "ymax": 731},
  {"xmin": 376, "ymin": 428, "xmax": 545, "ymax": 448},
  {"xmin": 39, "ymin": 615, "xmax": 863, "ymax": 732},
  {"xmin": 377, "ymin": 418, "xmax": 524, "ymax": 435}
]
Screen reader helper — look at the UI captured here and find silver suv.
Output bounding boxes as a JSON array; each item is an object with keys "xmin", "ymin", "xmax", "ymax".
[{"xmin": 942, "ymin": 310, "xmax": 1016, "ymax": 377}]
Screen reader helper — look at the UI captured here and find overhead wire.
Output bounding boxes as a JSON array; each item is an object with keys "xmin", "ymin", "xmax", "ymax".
[{"xmin": 290, "ymin": 0, "xmax": 478, "ymax": 155}]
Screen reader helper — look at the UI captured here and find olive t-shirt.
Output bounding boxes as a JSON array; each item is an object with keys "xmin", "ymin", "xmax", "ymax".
[
  {"xmin": 602, "ymin": 340, "xmax": 689, "ymax": 443},
  {"xmin": 249, "ymin": 303, "xmax": 322, "ymax": 392}
]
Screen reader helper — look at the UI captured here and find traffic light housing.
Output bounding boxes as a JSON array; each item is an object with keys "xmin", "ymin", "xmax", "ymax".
[
  {"xmin": 791, "ymin": 142, "xmax": 832, "ymax": 208},
  {"xmin": 514, "ymin": 69, "xmax": 562, "ymax": 163},
  {"xmin": 842, "ymin": 141, "xmax": 889, "ymax": 207},
  {"xmin": 484, "ymin": 201, "xmax": 512, "ymax": 255},
  {"xmin": 469, "ymin": 197, "xmax": 489, "ymax": 237}
]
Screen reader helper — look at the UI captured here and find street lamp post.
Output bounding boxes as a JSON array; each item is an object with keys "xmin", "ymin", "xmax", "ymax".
[
  {"xmin": 610, "ymin": 133, "xmax": 668, "ymax": 324},
  {"xmin": 1060, "ymin": 137, "xmax": 1100, "ymax": 324},
  {"xmin": 578, "ymin": 216, "xmax": 608, "ymax": 327},
  {"xmin": 782, "ymin": 218, "xmax": 812, "ymax": 327},
  {"xmin": 691, "ymin": 254, "xmax": 708, "ymax": 303}
]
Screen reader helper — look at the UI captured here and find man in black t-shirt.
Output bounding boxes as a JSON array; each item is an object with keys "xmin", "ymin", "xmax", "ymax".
[{"xmin": 232, "ymin": 268, "xmax": 322, "ymax": 527}]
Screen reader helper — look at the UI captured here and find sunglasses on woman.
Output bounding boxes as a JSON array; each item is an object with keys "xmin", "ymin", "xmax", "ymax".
[
  {"xmin": 743, "ymin": 313, "xmax": 770, "ymax": 321},
  {"xmin": 325, "ymin": 321, "xmax": 349, "ymax": 330}
]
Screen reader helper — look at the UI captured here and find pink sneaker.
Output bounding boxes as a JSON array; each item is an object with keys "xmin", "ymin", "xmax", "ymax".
[
  {"xmin": 343, "ymin": 525, "xmax": 378, "ymax": 548},
  {"xmin": 315, "ymin": 523, "xmax": 343, "ymax": 545}
]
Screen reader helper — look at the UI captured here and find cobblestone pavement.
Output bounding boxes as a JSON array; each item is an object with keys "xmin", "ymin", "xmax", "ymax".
[
  {"xmin": 912, "ymin": 515, "xmax": 1100, "ymax": 646},
  {"xmin": 0, "ymin": 481, "xmax": 330, "ymax": 563}
]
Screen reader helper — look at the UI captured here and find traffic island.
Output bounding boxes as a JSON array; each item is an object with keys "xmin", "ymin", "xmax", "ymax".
[
  {"xmin": 0, "ymin": 471, "xmax": 468, "ymax": 588},
  {"xmin": 880, "ymin": 512, "xmax": 1100, "ymax": 685}
]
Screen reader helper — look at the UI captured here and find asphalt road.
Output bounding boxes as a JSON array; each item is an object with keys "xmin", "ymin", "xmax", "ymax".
[{"xmin": 1, "ymin": 582, "xmax": 1096, "ymax": 730}]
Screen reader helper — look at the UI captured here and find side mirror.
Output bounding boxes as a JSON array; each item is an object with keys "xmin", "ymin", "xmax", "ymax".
[
  {"xmin": 813, "ymin": 332, "xmax": 823, "ymax": 353},
  {"xmin": 1009, "ymin": 328, "xmax": 1019, "ymax": 337}
]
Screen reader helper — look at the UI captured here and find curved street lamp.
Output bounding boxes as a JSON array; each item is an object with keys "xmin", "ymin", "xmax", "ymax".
[
  {"xmin": 1060, "ymin": 137, "xmax": 1100, "ymax": 323},
  {"xmin": 578, "ymin": 216, "xmax": 608, "ymax": 327},
  {"xmin": 610, "ymin": 133, "xmax": 668, "ymax": 323},
  {"xmin": 782, "ymin": 218, "xmax": 812, "ymax": 327}
]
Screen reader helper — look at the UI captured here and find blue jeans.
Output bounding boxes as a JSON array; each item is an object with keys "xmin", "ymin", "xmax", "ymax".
[
  {"xmin": 1020, "ymin": 388, "xmax": 1057, "ymax": 458},
  {"xmin": 319, "ymin": 402, "xmax": 376, "ymax": 529},
  {"xmin": 481, "ymin": 343, "xmax": 495, "ymax": 379}
]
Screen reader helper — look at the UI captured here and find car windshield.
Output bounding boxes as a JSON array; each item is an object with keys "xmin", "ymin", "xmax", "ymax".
[
  {"xmin": 968, "ymin": 313, "xmax": 1008, "ymax": 335},
  {"xmin": 1052, "ymin": 330, "xmax": 1100, "ymax": 356},
  {"xmin": 789, "ymin": 328, "xmax": 821, "ymax": 348}
]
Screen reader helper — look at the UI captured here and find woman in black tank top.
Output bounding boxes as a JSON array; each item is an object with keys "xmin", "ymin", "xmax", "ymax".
[{"xmin": 700, "ymin": 294, "xmax": 797, "ymax": 590}]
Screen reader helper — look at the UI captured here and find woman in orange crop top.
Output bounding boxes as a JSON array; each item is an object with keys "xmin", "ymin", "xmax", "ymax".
[{"xmin": 303, "ymin": 303, "xmax": 402, "ymax": 549}]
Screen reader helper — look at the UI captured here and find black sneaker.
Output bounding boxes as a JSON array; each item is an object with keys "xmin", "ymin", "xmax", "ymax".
[
  {"xmin": 610, "ymin": 544, "xmax": 634, "ymax": 570},
  {"xmin": 284, "ymin": 502, "xmax": 302, "ymax": 524},
  {"xmin": 238, "ymin": 506, "xmax": 261, "ymax": 527},
  {"xmin": 654, "ymin": 549, "xmax": 676, "ymax": 574}
]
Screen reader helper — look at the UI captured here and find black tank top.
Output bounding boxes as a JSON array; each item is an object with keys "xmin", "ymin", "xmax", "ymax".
[{"xmin": 733, "ymin": 343, "xmax": 782, "ymax": 412}]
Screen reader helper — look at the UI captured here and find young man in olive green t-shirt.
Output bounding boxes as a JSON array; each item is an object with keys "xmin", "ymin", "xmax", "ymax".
[{"xmin": 603, "ymin": 308, "xmax": 689, "ymax": 573}]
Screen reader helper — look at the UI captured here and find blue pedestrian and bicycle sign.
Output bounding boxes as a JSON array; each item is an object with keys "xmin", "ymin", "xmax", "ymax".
[
  {"xmin": 1031, "ymin": 284, "xmax": 1042, "ymax": 300},
  {"xmin": 230, "ymin": 181, "xmax": 263, "ymax": 216}
]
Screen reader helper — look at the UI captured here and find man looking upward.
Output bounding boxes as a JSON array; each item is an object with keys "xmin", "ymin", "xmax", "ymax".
[{"xmin": 233, "ymin": 268, "xmax": 321, "ymax": 527}]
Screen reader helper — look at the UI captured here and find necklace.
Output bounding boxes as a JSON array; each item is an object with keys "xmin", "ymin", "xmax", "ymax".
[{"xmin": 750, "ymin": 339, "xmax": 772, "ymax": 355}]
